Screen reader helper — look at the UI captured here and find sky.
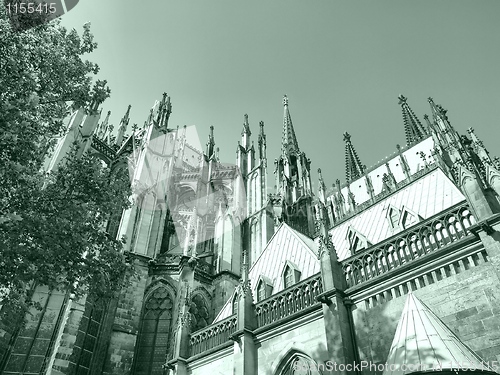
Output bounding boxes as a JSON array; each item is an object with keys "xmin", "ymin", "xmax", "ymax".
[{"xmin": 60, "ymin": 0, "xmax": 500, "ymax": 192}]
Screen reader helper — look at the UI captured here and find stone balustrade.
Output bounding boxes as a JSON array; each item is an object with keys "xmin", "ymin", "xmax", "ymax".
[
  {"xmin": 342, "ymin": 201, "xmax": 475, "ymax": 287},
  {"xmin": 189, "ymin": 314, "xmax": 237, "ymax": 356},
  {"xmin": 255, "ymin": 274, "xmax": 323, "ymax": 327}
]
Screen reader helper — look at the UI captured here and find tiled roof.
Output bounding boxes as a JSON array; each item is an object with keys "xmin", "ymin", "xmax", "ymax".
[
  {"xmin": 213, "ymin": 223, "xmax": 319, "ymax": 322},
  {"xmin": 331, "ymin": 168, "xmax": 465, "ymax": 261},
  {"xmin": 383, "ymin": 293, "xmax": 494, "ymax": 375}
]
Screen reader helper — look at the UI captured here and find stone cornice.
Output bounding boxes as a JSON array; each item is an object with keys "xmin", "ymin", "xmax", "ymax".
[{"xmin": 212, "ymin": 270, "xmax": 240, "ymax": 283}]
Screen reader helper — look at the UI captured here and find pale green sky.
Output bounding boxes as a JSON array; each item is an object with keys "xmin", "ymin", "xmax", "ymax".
[{"xmin": 61, "ymin": 0, "xmax": 500, "ymax": 191}]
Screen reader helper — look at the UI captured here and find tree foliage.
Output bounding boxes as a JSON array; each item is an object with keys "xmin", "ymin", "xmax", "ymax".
[{"xmin": 0, "ymin": 6, "xmax": 133, "ymax": 316}]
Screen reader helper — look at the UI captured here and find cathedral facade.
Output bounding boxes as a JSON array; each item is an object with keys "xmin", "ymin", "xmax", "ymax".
[{"xmin": 2, "ymin": 94, "xmax": 500, "ymax": 375}]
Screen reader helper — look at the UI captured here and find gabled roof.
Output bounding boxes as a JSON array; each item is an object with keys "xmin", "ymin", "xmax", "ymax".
[
  {"xmin": 212, "ymin": 223, "xmax": 319, "ymax": 323},
  {"xmin": 330, "ymin": 168, "xmax": 466, "ymax": 261},
  {"xmin": 383, "ymin": 293, "xmax": 494, "ymax": 375}
]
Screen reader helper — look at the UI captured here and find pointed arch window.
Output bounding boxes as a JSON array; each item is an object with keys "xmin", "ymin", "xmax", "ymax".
[
  {"xmin": 189, "ymin": 294, "xmax": 210, "ymax": 332},
  {"xmin": 251, "ymin": 173, "xmax": 259, "ymax": 213},
  {"xmin": 284, "ymin": 267, "xmax": 294, "ymax": 289},
  {"xmin": 386, "ymin": 205, "xmax": 401, "ymax": 230},
  {"xmin": 276, "ymin": 352, "xmax": 322, "ymax": 375},
  {"xmin": 250, "ymin": 219, "xmax": 258, "ymax": 264},
  {"xmin": 133, "ymin": 286, "xmax": 173, "ymax": 375},
  {"xmin": 399, "ymin": 207, "xmax": 422, "ymax": 230},
  {"xmin": 257, "ymin": 280, "xmax": 267, "ymax": 301},
  {"xmin": 346, "ymin": 226, "xmax": 372, "ymax": 253},
  {"xmin": 256, "ymin": 276, "xmax": 273, "ymax": 302},
  {"xmin": 282, "ymin": 263, "xmax": 301, "ymax": 289},
  {"xmin": 231, "ymin": 292, "xmax": 239, "ymax": 315}
]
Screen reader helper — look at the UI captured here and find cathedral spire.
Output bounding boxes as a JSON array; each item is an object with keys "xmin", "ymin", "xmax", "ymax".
[
  {"xmin": 258, "ymin": 121, "xmax": 267, "ymax": 164},
  {"xmin": 155, "ymin": 93, "xmax": 172, "ymax": 131},
  {"xmin": 282, "ymin": 95, "xmax": 300, "ymax": 155},
  {"xmin": 398, "ymin": 95, "xmax": 428, "ymax": 145},
  {"xmin": 428, "ymin": 97, "xmax": 460, "ymax": 147},
  {"xmin": 318, "ymin": 168, "xmax": 327, "ymax": 204},
  {"xmin": 468, "ymin": 127, "xmax": 490, "ymax": 161},
  {"xmin": 242, "ymin": 114, "xmax": 251, "ymax": 136},
  {"xmin": 344, "ymin": 132, "xmax": 364, "ymax": 182},
  {"xmin": 241, "ymin": 114, "xmax": 251, "ymax": 149},
  {"xmin": 97, "ymin": 110, "xmax": 111, "ymax": 139},
  {"xmin": 115, "ymin": 105, "xmax": 131, "ymax": 146},
  {"xmin": 206, "ymin": 126, "xmax": 216, "ymax": 160}
]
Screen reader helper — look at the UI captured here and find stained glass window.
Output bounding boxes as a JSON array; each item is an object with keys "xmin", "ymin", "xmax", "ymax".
[{"xmin": 133, "ymin": 286, "xmax": 173, "ymax": 375}]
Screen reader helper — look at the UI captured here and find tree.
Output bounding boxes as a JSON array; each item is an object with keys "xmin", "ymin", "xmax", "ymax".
[{"xmin": 0, "ymin": 5, "xmax": 133, "ymax": 316}]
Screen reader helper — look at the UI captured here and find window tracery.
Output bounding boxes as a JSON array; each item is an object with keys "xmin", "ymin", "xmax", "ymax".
[{"xmin": 133, "ymin": 286, "xmax": 173, "ymax": 375}]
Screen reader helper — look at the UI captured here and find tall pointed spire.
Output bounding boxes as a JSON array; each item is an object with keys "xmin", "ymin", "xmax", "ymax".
[
  {"xmin": 467, "ymin": 127, "xmax": 490, "ymax": 161},
  {"xmin": 344, "ymin": 132, "xmax": 364, "ymax": 182},
  {"xmin": 242, "ymin": 113, "xmax": 251, "ymax": 136},
  {"xmin": 97, "ymin": 110, "xmax": 111, "ymax": 139},
  {"xmin": 282, "ymin": 95, "xmax": 300, "ymax": 155},
  {"xmin": 241, "ymin": 114, "xmax": 251, "ymax": 149},
  {"xmin": 383, "ymin": 293, "xmax": 495, "ymax": 375},
  {"xmin": 155, "ymin": 93, "xmax": 172, "ymax": 131},
  {"xmin": 428, "ymin": 97, "xmax": 461, "ymax": 147},
  {"xmin": 398, "ymin": 95, "xmax": 428, "ymax": 145},
  {"xmin": 258, "ymin": 120, "xmax": 267, "ymax": 163},
  {"xmin": 318, "ymin": 168, "xmax": 327, "ymax": 204},
  {"xmin": 115, "ymin": 105, "xmax": 131, "ymax": 146},
  {"xmin": 206, "ymin": 125, "xmax": 215, "ymax": 159}
]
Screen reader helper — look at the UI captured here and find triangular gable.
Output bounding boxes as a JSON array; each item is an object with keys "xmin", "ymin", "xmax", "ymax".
[
  {"xmin": 346, "ymin": 226, "xmax": 372, "ymax": 253},
  {"xmin": 212, "ymin": 222, "xmax": 320, "ymax": 323},
  {"xmin": 386, "ymin": 204, "xmax": 401, "ymax": 231},
  {"xmin": 398, "ymin": 206, "xmax": 422, "ymax": 230},
  {"xmin": 383, "ymin": 293, "xmax": 494, "ymax": 375}
]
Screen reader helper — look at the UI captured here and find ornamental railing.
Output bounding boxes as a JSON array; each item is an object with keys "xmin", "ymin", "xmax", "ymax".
[
  {"xmin": 342, "ymin": 202, "xmax": 475, "ymax": 288},
  {"xmin": 91, "ymin": 135, "xmax": 116, "ymax": 161},
  {"xmin": 189, "ymin": 314, "xmax": 237, "ymax": 356},
  {"xmin": 255, "ymin": 274, "xmax": 323, "ymax": 327}
]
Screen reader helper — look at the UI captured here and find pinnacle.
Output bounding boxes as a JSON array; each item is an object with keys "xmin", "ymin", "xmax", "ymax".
[
  {"xmin": 344, "ymin": 132, "xmax": 364, "ymax": 182},
  {"xmin": 399, "ymin": 95, "xmax": 428, "ymax": 145}
]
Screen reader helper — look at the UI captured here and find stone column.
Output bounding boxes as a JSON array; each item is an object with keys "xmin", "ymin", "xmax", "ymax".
[
  {"xmin": 165, "ymin": 257, "xmax": 196, "ymax": 375},
  {"xmin": 232, "ymin": 252, "xmax": 257, "ymax": 375},
  {"xmin": 315, "ymin": 216, "xmax": 360, "ymax": 375}
]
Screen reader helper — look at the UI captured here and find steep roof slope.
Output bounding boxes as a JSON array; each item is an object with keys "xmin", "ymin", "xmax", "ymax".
[{"xmin": 213, "ymin": 223, "xmax": 319, "ymax": 322}]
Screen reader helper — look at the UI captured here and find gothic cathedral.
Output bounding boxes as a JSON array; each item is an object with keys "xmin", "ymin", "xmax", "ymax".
[{"xmin": 2, "ymin": 94, "xmax": 500, "ymax": 375}]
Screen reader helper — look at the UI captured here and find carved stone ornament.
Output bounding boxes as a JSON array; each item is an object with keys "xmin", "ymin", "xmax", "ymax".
[
  {"xmin": 236, "ymin": 280, "xmax": 252, "ymax": 297},
  {"xmin": 177, "ymin": 311, "xmax": 192, "ymax": 328}
]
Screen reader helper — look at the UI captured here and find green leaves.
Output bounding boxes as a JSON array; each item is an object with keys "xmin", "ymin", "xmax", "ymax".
[{"xmin": 0, "ymin": 7, "xmax": 132, "ymax": 318}]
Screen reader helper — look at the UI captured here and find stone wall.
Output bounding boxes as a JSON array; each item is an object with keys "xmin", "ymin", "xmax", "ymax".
[
  {"xmin": 190, "ymin": 351, "xmax": 233, "ymax": 375},
  {"xmin": 352, "ymin": 249, "xmax": 500, "ymax": 375},
  {"xmin": 102, "ymin": 261, "xmax": 149, "ymax": 374},
  {"xmin": 256, "ymin": 314, "xmax": 329, "ymax": 375}
]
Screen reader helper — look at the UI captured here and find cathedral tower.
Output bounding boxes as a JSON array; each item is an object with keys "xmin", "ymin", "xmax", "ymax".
[
  {"xmin": 237, "ymin": 115, "xmax": 273, "ymax": 265},
  {"xmin": 274, "ymin": 95, "xmax": 315, "ymax": 237}
]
